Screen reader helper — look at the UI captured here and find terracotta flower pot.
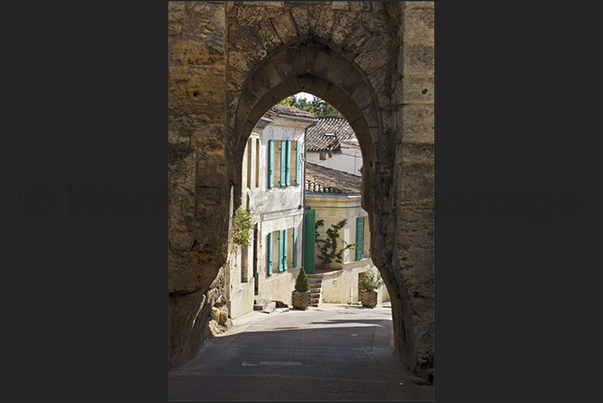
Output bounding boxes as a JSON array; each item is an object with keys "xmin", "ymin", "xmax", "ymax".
[{"xmin": 321, "ymin": 262, "xmax": 330, "ymax": 270}]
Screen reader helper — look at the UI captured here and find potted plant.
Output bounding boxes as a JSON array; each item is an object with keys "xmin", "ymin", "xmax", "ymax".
[
  {"xmin": 292, "ymin": 267, "xmax": 311, "ymax": 310},
  {"xmin": 315, "ymin": 219, "xmax": 357, "ymax": 270},
  {"xmin": 359, "ymin": 268, "xmax": 384, "ymax": 308}
]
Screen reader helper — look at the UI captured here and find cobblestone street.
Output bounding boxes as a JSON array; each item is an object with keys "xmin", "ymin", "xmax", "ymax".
[{"xmin": 168, "ymin": 303, "xmax": 433, "ymax": 400}]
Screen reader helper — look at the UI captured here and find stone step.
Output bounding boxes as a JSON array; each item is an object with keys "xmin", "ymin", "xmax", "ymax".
[
  {"xmin": 262, "ymin": 301, "xmax": 276, "ymax": 314},
  {"xmin": 253, "ymin": 298, "xmax": 268, "ymax": 311}
]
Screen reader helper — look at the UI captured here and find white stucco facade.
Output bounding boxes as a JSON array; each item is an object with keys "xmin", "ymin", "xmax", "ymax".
[{"xmin": 227, "ymin": 112, "xmax": 316, "ymax": 319}]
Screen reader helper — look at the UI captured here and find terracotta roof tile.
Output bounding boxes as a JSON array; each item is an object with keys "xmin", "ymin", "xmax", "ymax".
[
  {"xmin": 268, "ymin": 104, "xmax": 318, "ymax": 119},
  {"xmin": 305, "ymin": 162, "xmax": 361, "ymax": 194},
  {"xmin": 306, "ymin": 116, "xmax": 357, "ymax": 152}
]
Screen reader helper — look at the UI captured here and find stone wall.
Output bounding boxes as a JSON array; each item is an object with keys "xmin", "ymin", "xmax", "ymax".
[{"xmin": 168, "ymin": 1, "xmax": 434, "ymax": 381}]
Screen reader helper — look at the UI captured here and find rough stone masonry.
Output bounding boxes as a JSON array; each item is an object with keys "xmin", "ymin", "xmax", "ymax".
[{"xmin": 168, "ymin": 1, "xmax": 434, "ymax": 382}]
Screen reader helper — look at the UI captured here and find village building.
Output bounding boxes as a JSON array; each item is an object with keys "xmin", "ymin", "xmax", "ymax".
[
  {"xmin": 305, "ymin": 116, "xmax": 363, "ymax": 176},
  {"xmin": 225, "ymin": 104, "xmax": 317, "ymax": 319},
  {"xmin": 305, "ymin": 162, "xmax": 389, "ymax": 306}
]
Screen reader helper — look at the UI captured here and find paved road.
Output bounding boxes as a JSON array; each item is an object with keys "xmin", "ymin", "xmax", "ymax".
[{"xmin": 168, "ymin": 303, "xmax": 434, "ymax": 401}]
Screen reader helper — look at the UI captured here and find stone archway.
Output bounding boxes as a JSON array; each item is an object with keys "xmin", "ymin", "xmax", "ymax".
[{"xmin": 168, "ymin": 1, "xmax": 434, "ymax": 381}]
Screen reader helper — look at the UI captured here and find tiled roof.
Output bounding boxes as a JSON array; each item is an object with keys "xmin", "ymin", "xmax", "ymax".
[
  {"xmin": 305, "ymin": 162, "xmax": 361, "ymax": 194},
  {"xmin": 306, "ymin": 116, "xmax": 357, "ymax": 152},
  {"xmin": 268, "ymin": 104, "xmax": 318, "ymax": 119}
]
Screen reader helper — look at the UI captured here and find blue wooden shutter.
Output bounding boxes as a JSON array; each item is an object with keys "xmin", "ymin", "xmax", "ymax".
[
  {"xmin": 284, "ymin": 141, "xmax": 291, "ymax": 186},
  {"xmin": 267, "ymin": 140, "xmax": 274, "ymax": 189},
  {"xmin": 356, "ymin": 217, "xmax": 364, "ymax": 261},
  {"xmin": 267, "ymin": 232, "xmax": 273, "ymax": 276},
  {"xmin": 292, "ymin": 226, "xmax": 298, "ymax": 267},
  {"xmin": 296, "ymin": 141, "xmax": 301, "ymax": 186}
]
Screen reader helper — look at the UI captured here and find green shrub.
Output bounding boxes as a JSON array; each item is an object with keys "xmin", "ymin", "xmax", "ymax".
[
  {"xmin": 294, "ymin": 267, "xmax": 310, "ymax": 292},
  {"xmin": 359, "ymin": 268, "xmax": 384, "ymax": 292}
]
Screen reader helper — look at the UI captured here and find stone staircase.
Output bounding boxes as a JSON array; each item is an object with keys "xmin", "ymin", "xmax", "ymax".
[{"xmin": 307, "ymin": 274, "xmax": 323, "ymax": 307}]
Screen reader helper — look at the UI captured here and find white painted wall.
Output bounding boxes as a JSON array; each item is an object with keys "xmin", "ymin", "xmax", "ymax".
[
  {"xmin": 306, "ymin": 143, "xmax": 362, "ymax": 176},
  {"xmin": 228, "ymin": 114, "xmax": 315, "ymax": 318}
]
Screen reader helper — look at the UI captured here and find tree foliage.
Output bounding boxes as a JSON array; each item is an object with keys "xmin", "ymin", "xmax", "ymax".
[{"xmin": 279, "ymin": 95, "xmax": 341, "ymax": 116}]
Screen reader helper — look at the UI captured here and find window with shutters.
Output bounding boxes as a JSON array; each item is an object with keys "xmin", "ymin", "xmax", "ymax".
[{"xmin": 267, "ymin": 140, "xmax": 299, "ymax": 189}]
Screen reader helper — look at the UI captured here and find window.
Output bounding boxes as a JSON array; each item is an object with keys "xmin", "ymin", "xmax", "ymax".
[
  {"xmin": 278, "ymin": 229, "xmax": 288, "ymax": 272},
  {"xmin": 267, "ymin": 227, "xmax": 298, "ymax": 276},
  {"xmin": 267, "ymin": 232, "xmax": 273, "ymax": 276},
  {"xmin": 246, "ymin": 138, "xmax": 252, "ymax": 188},
  {"xmin": 267, "ymin": 140, "xmax": 301, "ymax": 188},
  {"xmin": 255, "ymin": 138, "xmax": 260, "ymax": 188}
]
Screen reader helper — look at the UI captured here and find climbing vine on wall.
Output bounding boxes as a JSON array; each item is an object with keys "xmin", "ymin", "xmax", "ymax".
[{"xmin": 231, "ymin": 207, "xmax": 254, "ymax": 247}]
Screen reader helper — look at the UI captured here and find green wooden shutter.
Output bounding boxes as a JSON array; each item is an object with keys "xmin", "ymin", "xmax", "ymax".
[
  {"xmin": 278, "ymin": 230, "xmax": 284, "ymax": 272},
  {"xmin": 267, "ymin": 140, "xmax": 274, "ymax": 189},
  {"xmin": 284, "ymin": 140, "xmax": 291, "ymax": 186},
  {"xmin": 292, "ymin": 226, "xmax": 298, "ymax": 267},
  {"xmin": 356, "ymin": 217, "xmax": 364, "ymax": 261},
  {"xmin": 267, "ymin": 232, "xmax": 273, "ymax": 276},
  {"xmin": 296, "ymin": 140, "xmax": 301, "ymax": 186},
  {"xmin": 280, "ymin": 141, "xmax": 287, "ymax": 187},
  {"xmin": 282, "ymin": 228, "xmax": 288, "ymax": 270}
]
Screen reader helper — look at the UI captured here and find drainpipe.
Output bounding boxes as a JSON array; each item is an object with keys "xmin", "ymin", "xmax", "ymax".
[{"xmin": 301, "ymin": 118, "xmax": 318, "ymax": 270}]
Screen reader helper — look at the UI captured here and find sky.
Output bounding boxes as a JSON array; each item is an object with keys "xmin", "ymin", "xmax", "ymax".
[{"xmin": 296, "ymin": 92, "xmax": 315, "ymax": 101}]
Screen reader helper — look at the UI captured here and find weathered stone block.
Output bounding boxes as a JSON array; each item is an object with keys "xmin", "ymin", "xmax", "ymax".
[
  {"xmin": 313, "ymin": 6, "xmax": 336, "ymax": 41},
  {"xmin": 350, "ymin": 84, "xmax": 374, "ymax": 111},
  {"xmin": 329, "ymin": 12, "xmax": 359, "ymax": 50},
  {"xmin": 366, "ymin": 64, "xmax": 389, "ymax": 96},
  {"xmin": 241, "ymin": 1, "xmax": 284, "ymax": 7},
  {"xmin": 271, "ymin": 9, "xmax": 299, "ymax": 47},
  {"xmin": 287, "ymin": 5, "xmax": 309, "ymax": 39},
  {"xmin": 350, "ymin": 1, "xmax": 371, "ymax": 12},
  {"xmin": 168, "ymin": 289, "xmax": 208, "ymax": 369},
  {"xmin": 402, "ymin": 6, "xmax": 434, "ymax": 45},
  {"xmin": 401, "ymin": 44, "xmax": 434, "ymax": 78},
  {"xmin": 354, "ymin": 46, "xmax": 389, "ymax": 75},
  {"xmin": 323, "ymin": 83, "xmax": 351, "ymax": 111},
  {"xmin": 402, "ymin": 77, "xmax": 434, "ymax": 104},
  {"xmin": 339, "ymin": 67, "xmax": 365, "ymax": 96},
  {"xmin": 171, "ymin": 40, "xmax": 225, "ymax": 66},
  {"xmin": 190, "ymin": 124, "xmax": 224, "ymax": 152},
  {"xmin": 403, "ymin": 1, "xmax": 434, "ymax": 10},
  {"xmin": 269, "ymin": 81, "xmax": 293, "ymax": 104},
  {"xmin": 168, "ymin": 11, "xmax": 185, "ymax": 36},
  {"xmin": 255, "ymin": 19, "xmax": 284, "ymax": 54},
  {"xmin": 400, "ymin": 105, "xmax": 434, "ymax": 143},
  {"xmin": 343, "ymin": 23, "xmax": 372, "ymax": 56},
  {"xmin": 331, "ymin": 2, "xmax": 349, "ymax": 11},
  {"xmin": 168, "ymin": 2, "xmax": 185, "ymax": 12},
  {"xmin": 337, "ymin": 98, "xmax": 362, "ymax": 124},
  {"xmin": 169, "ymin": 66, "xmax": 226, "ymax": 118}
]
